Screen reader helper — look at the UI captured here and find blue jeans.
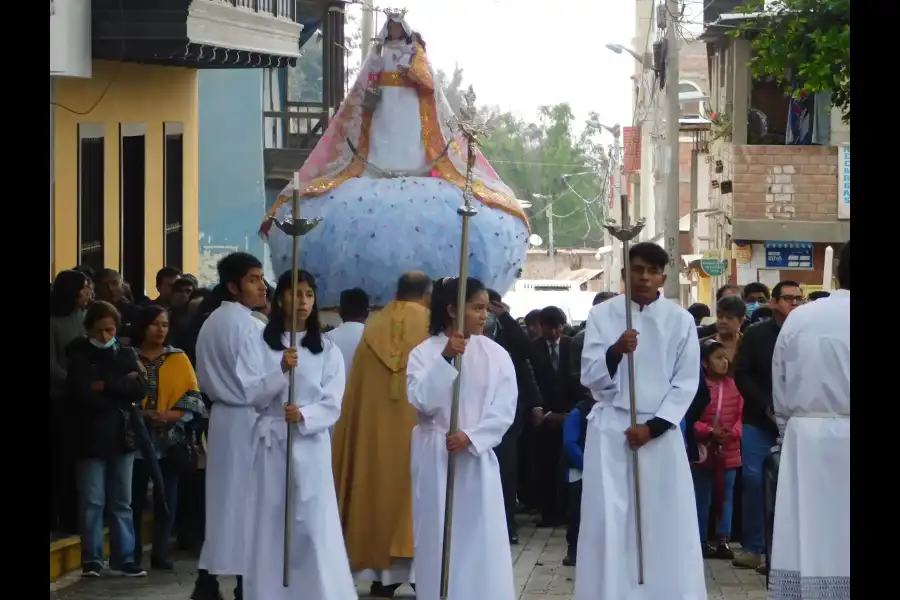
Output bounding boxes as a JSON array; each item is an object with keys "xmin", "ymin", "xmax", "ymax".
[
  {"xmin": 75, "ymin": 453, "xmax": 137, "ymax": 567},
  {"xmin": 692, "ymin": 467, "xmax": 737, "ymax": 539},
  {"xmin": 741, "ymin": 424, "xmax": 776, "ymax": 554}
]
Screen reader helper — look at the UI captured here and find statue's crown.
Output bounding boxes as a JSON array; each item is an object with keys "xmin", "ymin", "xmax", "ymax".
[{"xmin": 383, "ymin": 7, "xmax": 408, "ymax": 20}]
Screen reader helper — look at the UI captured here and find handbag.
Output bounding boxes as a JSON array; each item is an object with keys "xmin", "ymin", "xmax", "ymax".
[
  {"xmin": 694, "ymin": 382, "xmax": 724, "ymax": 467},
  {"xmin": 167, "ymin": 429, "xmax": 201, "ymax": 474}
]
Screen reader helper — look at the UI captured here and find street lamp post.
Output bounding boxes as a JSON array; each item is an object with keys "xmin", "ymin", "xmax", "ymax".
[{"xmin": 532, "ymin": 193, "xmax": 555, "ymax": 275}]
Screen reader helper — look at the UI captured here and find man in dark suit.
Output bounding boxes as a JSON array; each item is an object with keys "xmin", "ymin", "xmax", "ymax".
[
  {"xmin": 484, "ymin": 290, "xmax": 543, "ymax": 544},
  {"xmin": 530, "ymin": 306, "xmax": 579, "ymax": 527}
]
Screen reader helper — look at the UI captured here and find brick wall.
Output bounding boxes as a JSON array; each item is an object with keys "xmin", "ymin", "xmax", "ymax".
[{"xmin": 731, "ymin": 145, "xmax": 839, "ymax": 222}]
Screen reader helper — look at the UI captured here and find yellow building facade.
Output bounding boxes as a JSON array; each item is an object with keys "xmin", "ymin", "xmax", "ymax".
[{"xmin": 53, "ymin": 60, "xmax": 199, "ymax": 294}]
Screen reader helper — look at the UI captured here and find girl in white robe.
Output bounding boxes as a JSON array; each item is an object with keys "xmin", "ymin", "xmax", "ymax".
[
  {"xmin": 407, "ymin": 276, "xmax": 518, "ymax": 600},
  {"xmin": 243, "ymin": 269, "xmax": 356, "ymax": 600}
]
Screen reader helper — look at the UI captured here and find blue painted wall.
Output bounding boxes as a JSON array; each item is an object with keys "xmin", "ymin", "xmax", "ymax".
[{"xmin": 197, "ymin": 69, "xmax": 266, "ymax": 264}]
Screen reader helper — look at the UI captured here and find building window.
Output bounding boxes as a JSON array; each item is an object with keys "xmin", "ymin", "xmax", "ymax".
[
  {"xmin": 120, "ymin": 124, "xmax": 146, "ymax": 295},
  {"xmin": 679, "ymin": 80, "xmax": 704, "ymax": 118},
  {"xmin": 77, "ymin": 124, "xmax": 105, "ymax": 273},
  {"xmin": 163, "ymin": 122, "xmax": 184, "ymax": 271}
]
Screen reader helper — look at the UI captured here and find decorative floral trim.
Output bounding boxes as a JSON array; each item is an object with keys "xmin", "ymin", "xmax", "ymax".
[{"xmin": 768, "ymin": 569, "xmax": 850, "ymax": 600}]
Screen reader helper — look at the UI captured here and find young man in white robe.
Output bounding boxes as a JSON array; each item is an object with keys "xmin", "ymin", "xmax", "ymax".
[
  {"xmin": 767, "ymin": 242, "xmax": 850, "ymax": 600},
  {"xmin": 244, "ymin": 269, "xmax": 356, "ymax": 600},
  {"xmin": 406, "ymin": 277, "xmax": 518, "ymax": 600},
  {"xmin": 576, "ymin": 242, "xmax": 706, "ymax": 600},
  {"xmin": 190, "ymin": 253, "xmax": 298, "ymax": 600}
]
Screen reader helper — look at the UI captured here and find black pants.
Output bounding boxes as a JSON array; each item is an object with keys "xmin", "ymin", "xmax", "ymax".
[
  {"xmin": 494, "ymin": 431, "xmax": 519, "ymax": 537},
  {"xmin": 516, "ymin": 422, "xmax": 539, "ymax": 510},
  {"xmin": 50, "ymin": 397, "xmax": 79, "ymax": 535},
  {"xmin": 131, "ymin": 457, "xmax": 180, "ymax": 565},
  {"xmin": 535, "ymin": 423, "xmax": 566, "ymax": 524},
  {"xmin": 176, "ymin": 468, "xmax": 206, "ymax": 551},
  {"xmin": 565, "ymin": 480, "xmax": 583, "ymax": 553}
]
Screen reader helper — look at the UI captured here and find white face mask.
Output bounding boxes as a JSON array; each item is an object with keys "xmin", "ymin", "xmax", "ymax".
[{"xmin": 89, "ymin": 337, "xmax": 116, "ymax": 350}]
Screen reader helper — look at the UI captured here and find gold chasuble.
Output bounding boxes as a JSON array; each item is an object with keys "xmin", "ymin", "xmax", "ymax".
[{"xmin": 331, "ymin": 300, "xmax": 430, "ymax": 571}]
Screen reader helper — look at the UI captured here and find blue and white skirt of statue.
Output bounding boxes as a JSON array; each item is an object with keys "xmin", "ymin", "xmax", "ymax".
[{"xmin": 266, "ymin": 176, "xmax": 529, "ymax": 308}]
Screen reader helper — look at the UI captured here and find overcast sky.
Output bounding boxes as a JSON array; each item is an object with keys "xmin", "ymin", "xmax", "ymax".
[{"xmin": 348, "ymin": 0, "xmax": 638, "ymax": 139}]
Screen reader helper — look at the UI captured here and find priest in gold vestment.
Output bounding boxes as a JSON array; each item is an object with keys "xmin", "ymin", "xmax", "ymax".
[{"xmin": 331, "ymin": 272, "xmax": 432, "ymax": 598}]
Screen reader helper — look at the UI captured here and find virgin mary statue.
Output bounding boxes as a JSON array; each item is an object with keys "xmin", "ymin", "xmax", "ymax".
[{"xmin": 262, "ymin": 9, "xmax": 529, "ymax": 307}]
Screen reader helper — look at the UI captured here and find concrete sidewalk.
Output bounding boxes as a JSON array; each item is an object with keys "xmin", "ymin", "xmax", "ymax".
[{"xmin": 52, "ymin": 522, "xmax": 766, "ymax": 599}]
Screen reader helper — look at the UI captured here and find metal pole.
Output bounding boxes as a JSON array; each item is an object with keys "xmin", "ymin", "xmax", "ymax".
[
  {"xmin": 270, "ymin": 174, "xmax": 322, "ymax": 587},
  {"xmin": 603, "ymin": 203, "xmax": 646, "ymax": 585},
  {"xmin": 439, "ymin": 87, "xmax": 487, "ymax": 600},
  {"xmin": 663, "ymin": 0, "xmax": 682, "ymax": 302},
  {"xmin": 546, "ymin": 204, "xmax": 555, "ymax": 275},
  {"xmin": 282, "ymin": 179, "xmax": 301, "ymax": 588}
]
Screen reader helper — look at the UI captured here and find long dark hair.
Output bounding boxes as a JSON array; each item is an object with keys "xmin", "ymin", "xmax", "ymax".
[
  {"xmin": 50, "ymin": 270, "xmax": 89, "ymax": 317},
  {"xmin": 429, "ymin": 276, "xmax": 486, "ymax": 336},
  {"xmin": 132, "ymin": 305, "xmax": 168, "ymax": 348},
  {"xmin": 263, "ymin": 270, "xmax": 324, "ymax": 354}
]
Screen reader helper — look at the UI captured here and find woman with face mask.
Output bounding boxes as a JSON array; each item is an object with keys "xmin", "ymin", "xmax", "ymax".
[{"xmin": 66, "ymin": 300, "xmax": 150, "ymax": 578}]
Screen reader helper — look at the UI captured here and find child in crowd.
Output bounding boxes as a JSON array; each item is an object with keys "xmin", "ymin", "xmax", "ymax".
[
  {"xmin": 561, "ymin": 396, "xmax": 596, "ymax": 567},
  {"xmin": 692, "ymin": 339, "xmax": 743, "ymax": 560}
]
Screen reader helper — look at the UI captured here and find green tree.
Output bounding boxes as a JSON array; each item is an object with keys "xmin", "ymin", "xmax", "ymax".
[
  {"xmin": 433, "ymin": 70, "xmax": 611, "ymax": 248},
  {"xmin": 288, "ymin": 11, "xmax": 361, "ymax": 102},
  {"xmin": 732, "ymin": 0, "xmax": 850, "ymax": 122}
]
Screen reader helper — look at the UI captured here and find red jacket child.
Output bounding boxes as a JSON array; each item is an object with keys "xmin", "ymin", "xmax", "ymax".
[{"xmin": 694, "ymin": 373, "xmax": 744, "ymax": 469}]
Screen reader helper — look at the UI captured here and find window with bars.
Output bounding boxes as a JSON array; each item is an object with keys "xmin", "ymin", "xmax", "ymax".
[
  {"xmin": 78, "ymin": 124, "xmax": 105, "ymax": 273},
  {"xmin": 164, "ymin": 123, "xmax": 184, "ymax": 270}
]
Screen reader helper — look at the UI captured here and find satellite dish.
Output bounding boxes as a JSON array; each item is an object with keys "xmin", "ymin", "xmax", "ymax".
[{"xmin": 528, "ymin": 234, "xmax": 544, "ymax": 247}]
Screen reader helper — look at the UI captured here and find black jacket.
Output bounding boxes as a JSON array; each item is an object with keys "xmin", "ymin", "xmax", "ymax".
[
  {"xmin": 531, "ymin": 335, "xmax": 579, "ymax": 414},
  {"xmin": 65, "ymin": 337, "xmax": 149, "ymax": 459},
  {"xmin": 733, "ymin": 319, "xmax": 781, "ymax": 437},
  {"xmin": 489, "ymin": 312, "xmax": 544, "ymax": 438},
  {"xmin": 684, "ymin": 373, "xmax": 712, "ymax": 462}
]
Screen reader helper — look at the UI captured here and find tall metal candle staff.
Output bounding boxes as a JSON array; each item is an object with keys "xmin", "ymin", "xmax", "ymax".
[
  {"xmin": 439, "ymin": 86, "xmax": 491, "ymax": 600},
  {"xmin": 269, "ymin": 173, "xmax": 322, "ymax": 587},
  {"xmin": 603, "ymin": 185, "xmax": 647, "ymax": 584}
]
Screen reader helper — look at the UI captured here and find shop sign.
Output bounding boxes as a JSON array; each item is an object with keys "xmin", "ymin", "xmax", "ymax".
[
  {"xmin": 700, "ymin": 250, "xmax": 728, "ymax": 277},
  {"xmin": 764, "ymin": 241, "xmax": 813, "ymax": 269},
  {"xmin": 838, "ymin": 143, "xmax": 850, "ymax": 219}
]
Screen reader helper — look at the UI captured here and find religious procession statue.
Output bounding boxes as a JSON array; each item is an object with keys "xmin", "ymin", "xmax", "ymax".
[{"xmin": 260, "ymin": 8, "xmax": 529, "ymax": 307}]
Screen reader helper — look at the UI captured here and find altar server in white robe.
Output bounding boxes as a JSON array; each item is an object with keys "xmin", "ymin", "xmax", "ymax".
[
  {"xmin": 576, "ymin": 242, "xmax": 706, "ymax": 600},
  {"xmin": 243, "ymin": 269, "xmax": 356, "ymax": 600},
  {"xmin": 768, "ymin": 242, "xmax": 850, "ymax": 600},
  {"xmin": 407, "ymin": 276, "xmax": 518, "ymax": 600},
  {"xmin": 192, "ymin": 253, "xmax": 298, "ymax": 600}
]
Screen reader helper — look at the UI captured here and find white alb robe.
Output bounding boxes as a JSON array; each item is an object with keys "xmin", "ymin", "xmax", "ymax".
[
  {"xmin": 768, "ymin": 290, "xmax": 850, "ymax": 600},
  {"xmin": 195, "ymin": 301, "xmax": 286, "ymax": 576},
  {"xmin": 243, "ymin": 333, "xmax": 356, "ymax": 600},
  {"xmin": 407, "ymin": 334, "xmax": 518, "ymax": 600},
  {"xmin": 576, "ymin": 294, "xmax": 706, "ymax": 600},
  {"xmin": 325, "ymin": 321, "xmax": 365, "ymax": 378}
]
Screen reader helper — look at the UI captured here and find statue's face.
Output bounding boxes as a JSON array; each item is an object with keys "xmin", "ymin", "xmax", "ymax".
[{"xmin": 387, "ymin": 21, "xmax": 405, "ymax": 40}]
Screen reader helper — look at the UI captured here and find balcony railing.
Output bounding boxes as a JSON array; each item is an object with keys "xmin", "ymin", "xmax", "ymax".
[
  {"xmin": 263, "ymin": 101, "xmax": 333, "ymax": 150},
  {"xmin": 226, "ymin": 0, "xmax": 296, "ymax": 20}
]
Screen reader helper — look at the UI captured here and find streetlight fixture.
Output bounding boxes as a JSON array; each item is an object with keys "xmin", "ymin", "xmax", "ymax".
[{"xmin": 605, "ymin": 43, "xmax": 653, "ymax": 69}]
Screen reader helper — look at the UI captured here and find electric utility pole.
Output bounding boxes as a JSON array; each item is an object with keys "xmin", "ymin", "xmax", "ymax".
[{"xmin": 663, "ymin": 0, "xmax": 682, "ymax": 302}]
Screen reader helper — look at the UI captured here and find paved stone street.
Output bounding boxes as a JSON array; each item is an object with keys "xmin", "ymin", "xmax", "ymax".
[{"xmin": 52, "ymin": 521, "xmax": 766, "ymax": 599}]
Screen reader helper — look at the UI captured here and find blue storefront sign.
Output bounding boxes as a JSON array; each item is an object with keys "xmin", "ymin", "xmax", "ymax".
[{"xmin": 764, "ymin": 241, "xmax": 813, "ymax": 269}]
